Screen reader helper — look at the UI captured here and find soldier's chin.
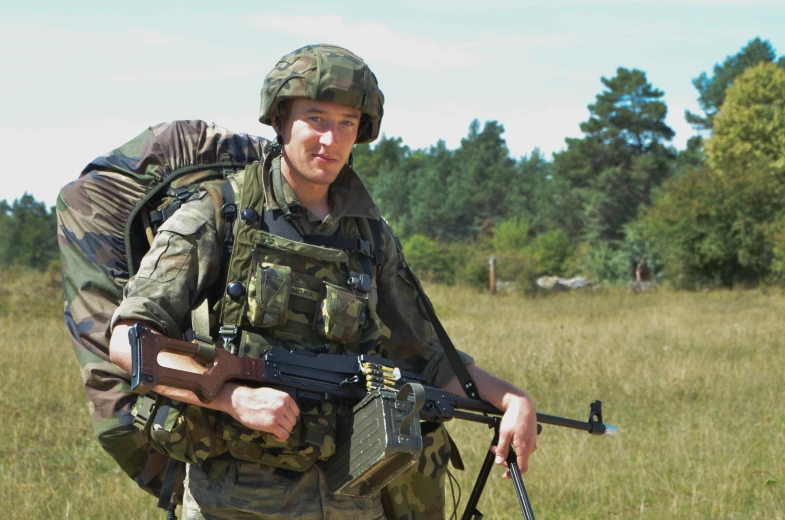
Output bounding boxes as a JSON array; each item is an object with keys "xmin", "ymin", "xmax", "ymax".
[{"xmin": 306, "ymin": 169, "xmax": 340, "ymax": 185}]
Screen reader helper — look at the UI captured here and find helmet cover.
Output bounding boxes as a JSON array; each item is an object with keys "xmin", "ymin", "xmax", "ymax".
[{"xmin": 259, "ymin": 44, "xmax": 384, "ymax": 144}]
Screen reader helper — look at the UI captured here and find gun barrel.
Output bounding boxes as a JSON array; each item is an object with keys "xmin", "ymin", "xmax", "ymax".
[
  {"xmin": 537, "ymin": 412, "xmax": 617, "ymax": 436},
  {"xmin": 604, "ymin": 424, "xmax": 619, "ymax": 436},
  {"xmin": 445, "ymin": 392, "xmax": 616, "ymax": 436}
]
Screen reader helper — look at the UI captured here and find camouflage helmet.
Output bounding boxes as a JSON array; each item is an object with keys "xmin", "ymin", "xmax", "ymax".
[{"xmin": 259, "ymin": 44, "xmax": 384, "ymax": 144}]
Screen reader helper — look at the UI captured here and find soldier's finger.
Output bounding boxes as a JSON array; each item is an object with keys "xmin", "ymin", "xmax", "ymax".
[
  {"xmin": 271, "ymin": 425, "xmax": 290, "ymax": 443},
  {"xmin": 495, "ymin": 429, "xmax": 513, "ymax": 465},
  {"xmin": 277, "ymin": 413, "xmax": 294, "ymax": 433},
  {"xmin": 490, "ymin": 446, "xmax": 509, "ymax": 467},
  {"xmin": 516, "ymin": 448, "xmax": 529, "ymax": 473},
  {"xmin": 286, "ymin": 396, "xmax": 300, "ymax": 417}
]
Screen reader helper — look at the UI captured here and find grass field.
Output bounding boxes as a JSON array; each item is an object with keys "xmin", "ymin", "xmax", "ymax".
[{"xmin": 1, "ymin": 268, "xmax": 783, "ymax": 519}]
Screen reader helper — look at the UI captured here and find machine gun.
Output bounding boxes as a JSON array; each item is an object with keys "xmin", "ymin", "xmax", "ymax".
[{"xmin": 129, "ymin": 323, "xmax": 617, "ymax": 519}]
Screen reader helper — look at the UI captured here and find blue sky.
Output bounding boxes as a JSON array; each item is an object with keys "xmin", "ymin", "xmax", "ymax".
[{"xmin": 1, "ymin": 0, "xmax": 783, "ymax": 207}]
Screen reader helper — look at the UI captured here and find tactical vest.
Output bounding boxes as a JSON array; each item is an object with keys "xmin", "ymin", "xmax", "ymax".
[{"xmin": 149, "ymin": 150, "xmax": 392, "ymax": 472}]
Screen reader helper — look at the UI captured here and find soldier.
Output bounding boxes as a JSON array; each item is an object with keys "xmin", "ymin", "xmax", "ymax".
[{"xmin": 108, "ymin": 44, "xmax": 537, "ymax": 519}]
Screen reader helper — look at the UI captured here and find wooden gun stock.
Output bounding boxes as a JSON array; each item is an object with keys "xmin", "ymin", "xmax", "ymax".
[{"xmin": 129, "ymin": 323, "xmax": 265, "ymax": 402}]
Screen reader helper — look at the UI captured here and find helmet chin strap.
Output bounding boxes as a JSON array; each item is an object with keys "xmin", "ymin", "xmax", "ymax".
[{"xmin": 273, "ymin": 102, "xmax": 286, "ymax": 150}]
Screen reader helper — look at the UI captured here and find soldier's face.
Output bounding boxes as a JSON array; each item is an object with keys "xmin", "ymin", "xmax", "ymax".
[{"xmin": 278, "ymin": 98, "xmax": 361, "ymax": 188}]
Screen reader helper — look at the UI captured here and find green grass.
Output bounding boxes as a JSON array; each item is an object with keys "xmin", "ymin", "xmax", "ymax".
[{"xmin": 1, "ymin": 269, "xmax": 783, "ymax": 518}]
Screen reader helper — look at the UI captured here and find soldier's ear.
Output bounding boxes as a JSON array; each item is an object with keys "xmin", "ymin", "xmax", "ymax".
[{"xmin": 272, "ymin": 100, "xmax": 290, "ymax": 135}]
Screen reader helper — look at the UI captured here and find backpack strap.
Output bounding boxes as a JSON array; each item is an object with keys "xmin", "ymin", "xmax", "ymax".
[
  {"xmin": 187, "ymin": 178, "xmax": 236, "ymax": 356},
  {"xmin": 188, "ymin": 294, "xmax": 217, "ymax": 363},
  {"xmin": 148, "ymin": 186, "xmax": 195, "ymax": 232}
]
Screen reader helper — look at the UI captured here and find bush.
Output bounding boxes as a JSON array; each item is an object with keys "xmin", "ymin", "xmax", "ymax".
[
  {"xmin": 573, "ymin": 241, "xmax": 635, "ymax": 285},
  {"xmin": 453, "ymin": 250, "xmax": 491, "ymax": 290},
  {"xmin": 492, "ymin": 216, "xmax": 531, "ymax": 252},
  {"xmin": 524, "ymin": 229, "xmax": 573, "ymax": 277},
  {"xmin": 401, "ymin": 234, "xmax": 455, "ymax": 283}
]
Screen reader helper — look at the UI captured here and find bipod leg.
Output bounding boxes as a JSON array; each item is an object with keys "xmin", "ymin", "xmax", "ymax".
[
  {"xmin": 460, "ymin": 421, "xmax": 500, "ymax": 520},
  {"xmin": 507, "ymin": 452, "xmax": 535, "ymax": 520},
  {"xmin": 461, "ymin": 418, "xmax": 537, "ymax": 520}
]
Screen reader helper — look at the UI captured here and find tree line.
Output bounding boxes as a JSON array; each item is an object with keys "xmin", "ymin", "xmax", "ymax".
[
  {"xmin": 0, "ymin": 195, "xmax": 58, "ymax": 272},
  {"xmin": 354, "ymin": 37, "xmax": 785, "ymax": 290},
  {"xmin": 4, "ymin": 37, "xmax": 784, "ymax": 290}
]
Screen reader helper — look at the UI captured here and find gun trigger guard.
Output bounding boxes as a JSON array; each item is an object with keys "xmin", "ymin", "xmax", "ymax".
[{"xmin": 396, "ymin": 383, "xmax": 426, "ymax": 437}]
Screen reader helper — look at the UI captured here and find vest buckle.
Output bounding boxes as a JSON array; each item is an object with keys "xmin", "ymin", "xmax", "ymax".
[{"xmin": 348, "ymin": 272, "xmax": 372, "ymax": 293}]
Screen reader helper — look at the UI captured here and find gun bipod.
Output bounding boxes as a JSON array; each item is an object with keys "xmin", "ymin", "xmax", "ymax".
[{"xmin": 461, "ymin": 417, "xmax": 535, "ymax": 520}]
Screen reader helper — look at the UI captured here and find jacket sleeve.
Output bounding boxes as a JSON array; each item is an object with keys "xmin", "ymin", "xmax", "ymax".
[
  {"xmin": 111, "ymin": 193, "xmax": 223, "ymax": 339},
  {"xmin": 374, "ymin": 220, "xmax": 474, "ymax": 389}
]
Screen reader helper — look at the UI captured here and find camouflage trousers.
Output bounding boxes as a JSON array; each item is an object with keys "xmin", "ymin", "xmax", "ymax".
[
  {"xmin": 182, "ymin": 460, "xmax": 385, "ymax": 519},
  {"xmin": 182, "ymin": 425, "xmax": 452, "ymax": 520},
  {"xmin": 380, "ymin": 424, "xmax": 452, "ymax": 520}
]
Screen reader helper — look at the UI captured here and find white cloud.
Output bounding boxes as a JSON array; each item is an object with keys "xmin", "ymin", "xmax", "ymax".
[
  {"xmin": 248, "ymin": 15, "xmax": 474, "ymax": 71},
  {"xmin": 96, "ymin": 64, "xmax": 260, "ymax": 85},
  {"xmin": 131, "ymin": 29, "xmax": 182, "ymax": 47}
]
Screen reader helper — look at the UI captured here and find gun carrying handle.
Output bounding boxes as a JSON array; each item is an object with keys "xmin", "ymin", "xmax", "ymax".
[{"xmin": 397, "ymin": 383, "xmax": 426, "ymax": 436}]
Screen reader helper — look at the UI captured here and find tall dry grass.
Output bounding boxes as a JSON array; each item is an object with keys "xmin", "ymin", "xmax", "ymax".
[
  {"xmin": 1, "ymin": 269, "xmax": 783, "ymax": 518},
  {"xmin": 435, "ymin": 285, "xmax": 785, "ymax": 519},
  {"xmin": 0, "ymin": 268, "xmax": 163, "ymax": 519}
]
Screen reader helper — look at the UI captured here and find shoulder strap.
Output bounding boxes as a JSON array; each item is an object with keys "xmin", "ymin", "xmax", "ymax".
[
  {"xmin": 262, "ymin": 207, "xmax": 305, "ymax": 242},
  {"xmin": 368, "ymin": 217, "xmax": 385, "ymax": 266},
  {"xmin": 219, "ymin": 180, "xmax": 237, "ymax": 255},
  {"xmin": 407, "ymin": 271, "xmax": 480, "ymax": 399},
  {"xmin": 188, "ymin": 178, "xmax": 236, "ymax": 355}
]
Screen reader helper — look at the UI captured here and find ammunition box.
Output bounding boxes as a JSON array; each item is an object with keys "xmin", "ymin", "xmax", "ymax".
[{"xmin": 322, "ymin": 384, "xmax": 425, "ymax": 496}]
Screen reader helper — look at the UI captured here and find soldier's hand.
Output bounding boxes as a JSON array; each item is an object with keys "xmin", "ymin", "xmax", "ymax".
[
  {"xmin": 228, "ymin": 386, "xmax": 300, "ymax": 442},
  {"xmin": 491, "ymin": 392, "xmax": 537, "ymax": 476}
]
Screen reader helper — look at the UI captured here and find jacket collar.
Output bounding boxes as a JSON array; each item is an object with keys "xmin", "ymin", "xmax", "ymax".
[{"xmin": 264, "ymin": 152, "xmax": 381, "ymax": 221}]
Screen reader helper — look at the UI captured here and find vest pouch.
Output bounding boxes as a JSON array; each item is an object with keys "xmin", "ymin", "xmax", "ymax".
[
  {"xmin": 300, "ymin": 400, "xmax": 338, "ymax": 461},
  {"xmin": 314, "ymin": 282, "xmax": 367, "ymax": 344},
  {"xmin": 132, "ymin": 395, "xmax": 224, "ymax": 464},
  {"xmin": 218, "ymin": 399, "xmax": 338, "ymax": 472},
  {"xmin": 247, "ymin": 262, "xmax": 292, "ymax": 327}
]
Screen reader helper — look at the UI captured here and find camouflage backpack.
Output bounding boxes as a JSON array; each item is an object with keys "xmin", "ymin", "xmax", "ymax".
[
  {"xmin": 58, "ymin": 119, "xmax": 457, "ymax": 519},
  {"xmin": 57, "ymin": 120, "xmax": 268, "ymax": 502}
]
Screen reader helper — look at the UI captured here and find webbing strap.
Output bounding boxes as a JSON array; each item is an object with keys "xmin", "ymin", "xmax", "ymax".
[
  {"xmin": 186, "ymin": 180, "xmax": 233, "ymax": 356},
  {"xmin": 301, "ymin": 234, "xmax": 374, "ymax": 258},
  {"xmin": 188, "ymin": 296, "xmax": 216, "ymax": 363},
  {"xmin": 157, "ymin": 457, "xmax": 185, "ymax": 512},
  {"xmin": 262, "ymin": 208, "xmax": 303, "ymax": 242},
  {"xmin": 219, "ymin": 181, "xmax": 235, "ymax": 213},
  {"xmin": 261, "ymin": 209, "xmax": 381, "ymax": 277},
  {"xmin": 149, "ymin": 201, "xmax": 182, "ymax": 228},
  {"xmin": 368, "ymin": 218, "xmax": 386, "ymax": 266},
  {"xmin": 191, "ymin": 296, "xmax": 211, "ymax": 338},
  {"xmin": 408, "ymin": 270, "xmax": 480, "ymax": 400},
  {"xmin": 220, "ymin": 181, "xmax": 237, "ymax": 255}
]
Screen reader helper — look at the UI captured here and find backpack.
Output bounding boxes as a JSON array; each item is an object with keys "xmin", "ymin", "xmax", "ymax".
[{"xmin": 56, "ymin": 120, "xmax": 268, "ymax": 502}]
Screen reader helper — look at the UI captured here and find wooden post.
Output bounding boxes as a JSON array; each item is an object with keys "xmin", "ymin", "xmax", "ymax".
[{"xmin": 489, "ymin": 256, "xmax": 497, "ymax": 295}]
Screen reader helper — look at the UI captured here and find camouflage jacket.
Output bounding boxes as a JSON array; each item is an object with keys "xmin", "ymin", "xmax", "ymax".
[{"xmin": 112, "ymin": 154, "xmax": 473, "ymax": 390}]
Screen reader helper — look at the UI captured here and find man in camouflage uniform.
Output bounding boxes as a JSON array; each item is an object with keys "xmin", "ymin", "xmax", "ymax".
[{"xmin": 109, "ymin": 44, "xmax": 537, "ymax": 519}]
